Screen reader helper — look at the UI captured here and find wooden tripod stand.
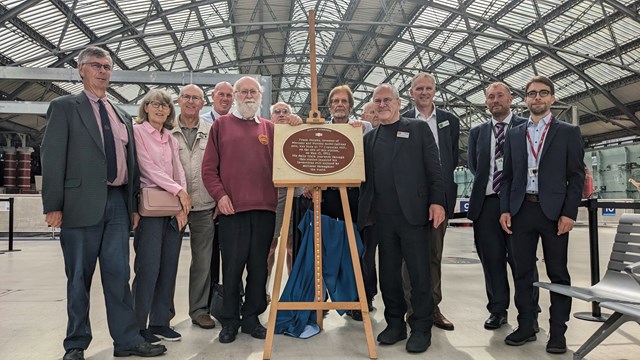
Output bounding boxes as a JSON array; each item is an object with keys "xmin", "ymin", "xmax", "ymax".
[{"xmin": 263, "ymin": 183, "xmax": 377, "ymax": 359}]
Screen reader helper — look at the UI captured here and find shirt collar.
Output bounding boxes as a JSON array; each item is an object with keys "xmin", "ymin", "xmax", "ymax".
[
  {"xmin": 415, "ymin": 106, "xmax": 436, "ymax": 121},
  {"xmin": 491, "ymin": 112, "xmax": 513, "ymax": 126},
  {"xmin": 527, "ymin": 112, "xmax": 553, "ymax": 128},
  {"xmin": 232, "ymin": 110, "xmax": 260, "ymax": 124},
  {"xmin": 83, "ymin": 90, "xmax": 107, "ymax": 103},
  {"xmin": 141, "ymin": 120, "xmax": 167, "ymax": 138}
]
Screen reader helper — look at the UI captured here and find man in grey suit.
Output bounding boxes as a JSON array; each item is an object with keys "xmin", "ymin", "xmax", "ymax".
[
  {"xmin": 358, "ymin": 83, "xmax": 445, "ymax": 353},
  {"xmin": 467, "ymin": 82, "xmax": 531, "ymax": 329},
  {"xmin": 41, "ymin": 46, "xmax": 166, "ymax": 360},
  {"xmin": 500, "ymin": 75, "xmax": 585, "ymax": 354},
  {"xmin": 401, "ymin": 72, "xmax": 459, "ymax": 331}
]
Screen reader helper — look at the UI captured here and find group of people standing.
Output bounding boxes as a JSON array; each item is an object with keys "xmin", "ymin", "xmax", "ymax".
[{"xmin": 42, "ymin": 45, "xmax": 584, "ymax": 359}]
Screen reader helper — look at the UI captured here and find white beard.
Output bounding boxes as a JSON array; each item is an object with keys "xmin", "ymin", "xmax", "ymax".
[{"xmin": 237, "ymin": 100, "xmax": 260, "ymax": 119}]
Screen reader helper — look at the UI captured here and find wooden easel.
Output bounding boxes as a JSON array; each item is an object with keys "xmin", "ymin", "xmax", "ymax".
[{"xmin": 263, "ymin": 10, "xmax": 377, "ymax": 360}]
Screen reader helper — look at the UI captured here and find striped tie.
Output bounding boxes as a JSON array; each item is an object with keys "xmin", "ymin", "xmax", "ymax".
[{"xmin": 492, "ymin": 122, "xmax": 506, "ymax": 194}]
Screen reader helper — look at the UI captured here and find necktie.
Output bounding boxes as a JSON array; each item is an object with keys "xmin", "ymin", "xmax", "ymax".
[
  {"xmin": 98, "ymin": 100, "xmax": 117, "ymax": 182},
  {"xmin": 492, "ymin": 122, "xmax": 506, "ymax": 194}
]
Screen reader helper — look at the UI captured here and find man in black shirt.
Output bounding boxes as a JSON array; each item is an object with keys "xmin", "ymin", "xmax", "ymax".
[{"xmin": 358, "ymin": 83, "xmax": 445, "ymax": 353}]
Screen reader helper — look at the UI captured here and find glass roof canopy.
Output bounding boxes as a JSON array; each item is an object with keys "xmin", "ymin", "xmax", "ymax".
[{"xmin": 1, "ymin": 0, "xmax": 640, "ymax": 151}]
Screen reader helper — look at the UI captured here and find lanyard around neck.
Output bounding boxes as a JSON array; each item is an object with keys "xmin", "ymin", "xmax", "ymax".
[{"xmin": 526, "ymin": 116, "xmax": 553, "ymax": 162}]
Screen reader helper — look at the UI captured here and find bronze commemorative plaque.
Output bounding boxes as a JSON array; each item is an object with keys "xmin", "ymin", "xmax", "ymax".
[{"xmin": 282, "ymin": 127, "xmax": 356, "ymax": 175}]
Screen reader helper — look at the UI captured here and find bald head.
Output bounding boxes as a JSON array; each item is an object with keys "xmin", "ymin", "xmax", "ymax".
[
  {"xmin": 361, "ymin": 101, "xmax": 379, "ymax": 128},
  {"xmin": 211, "ymin": 81, "xmax": 233, "ymax": 115}
]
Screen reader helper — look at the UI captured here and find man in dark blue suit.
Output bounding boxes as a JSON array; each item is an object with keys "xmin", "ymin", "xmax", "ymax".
[
  {"xmin": 468, "ymin": 82, "xmax": 534, "ymax": 330},
  {"xmin": 499, "ymin": 76, "xmax": 585, "ymax": 354},
  {"xmin": 401, "ymin": 73, "xmax": 459, "ymax": 331},
  {"xmin": 41, "ymin": 46, "xmax": 166, "ymax": 360},
  {"xmin": 358, "ymin": 83, "xmax": 445, "ymax": 353}
]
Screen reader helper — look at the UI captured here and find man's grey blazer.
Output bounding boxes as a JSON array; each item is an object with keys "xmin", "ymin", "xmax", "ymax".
[{"xmin": 41, "ymin": 92, "xmax": 140, "ymax": 228}]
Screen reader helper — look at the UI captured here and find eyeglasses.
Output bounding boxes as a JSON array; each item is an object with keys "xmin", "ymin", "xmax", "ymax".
[
  {"xmin": 272, "ymin": 108, "xmax": 289, "ymax": 115},
  {"xmin": 525, "ymin": 90, "xmax": 551, "ymax": 98},
  {"xmin": 373, "ymin": 97, "xmax": 395, "ymax": 106},
  {"xmin": 237, "ymin": 89, "xmax": 260, "ymax": 96},
  {"xmin": 180, "ymin": 94, "xmax": 203, "ymax": 102},
  {"xmin": 149, "ymin": 101, "xmax": 170, "ymax": 110},
  {"xmin": 84, "ymin": 62, "xmax": 112, "ymax": 71}
]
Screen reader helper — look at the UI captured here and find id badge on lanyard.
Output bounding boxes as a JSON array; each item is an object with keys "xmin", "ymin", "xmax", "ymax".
[{"xmin": 526, "ymin": 117, "xmax": 553, "ymax": 178}]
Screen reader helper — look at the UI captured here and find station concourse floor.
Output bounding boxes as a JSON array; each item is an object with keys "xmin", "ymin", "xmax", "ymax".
[{"xmin": 1, "ymin": 225, "xmax": 639, "ymax": 360}]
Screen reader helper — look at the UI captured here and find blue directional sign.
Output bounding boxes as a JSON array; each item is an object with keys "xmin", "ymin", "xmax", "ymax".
[
  {"xmin": 460, "ymin": 200, "xmax": 469, "ymax": 212},
  {"xmin": 602, "ymin": 208, "xmax": 616, "ymax": 217}
]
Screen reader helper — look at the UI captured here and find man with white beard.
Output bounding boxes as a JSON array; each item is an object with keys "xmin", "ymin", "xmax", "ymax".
[{"xmin": 201, "ymin": 76, "xmax": 278, "ymax": 344}]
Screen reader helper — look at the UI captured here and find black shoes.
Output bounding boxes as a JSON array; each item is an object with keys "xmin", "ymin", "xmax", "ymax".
[
  {"xmin": 484, "ymin": 312, "xmax": 508, "ymax": 330},
  {"xmin": 242, "ymin": 323, "xmax": 267, "ymax": 339},
  {"xmin": 139, "ymin": 329, "xmax": 161, "ymax": 345},
  {"xmin": 377, "ymin": 326, "xmax": 407, "ymax": 345},
  {"xmin": 149, "ymin": 326, "xmax": 181, "ymax": 341},
  {"xmin": 219, "ymin": 326, "xmax": 238, "ymax": 343},
  {"xmin": 346, "ymin": 310, "xmax": 363, "ymax": 321},
  {"xmin": 504, "ymin": 327, "xmax": 537, "ymax": 346},
  {"xmin": 406, "ymin": 331, "xmax": 431, "ymax": 353},
  {"xmin": 113, "ymin": 341, "xmax": 167, "ymax": 357},
  {"xmin": 546, "ymin": 335, "xmax": 567, "ymax": 354},
  {"xmin": 63, "ymin": 348, "xmax": 84, "ymax": 360}
]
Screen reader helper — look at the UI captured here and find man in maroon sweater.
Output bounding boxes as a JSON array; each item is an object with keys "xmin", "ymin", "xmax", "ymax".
[{"xmin": 202, "ymin": 76, "xmax": 277, "ymax": 344}]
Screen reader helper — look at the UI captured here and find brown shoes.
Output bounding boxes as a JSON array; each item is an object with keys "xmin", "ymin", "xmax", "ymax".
[
  {"xmin": 433, "ymin": 312, "xmax": 454, "ymax": 331},
  {"xmin": 192, "ymin": 313, "xmax": 216, "ymax": 329}
]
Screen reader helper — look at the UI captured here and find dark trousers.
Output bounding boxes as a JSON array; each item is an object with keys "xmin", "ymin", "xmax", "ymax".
[
  {"xmin": 376, "ymin": 213, "xmax": 434, "ymax": 332},
  {"xmin": 511, "ymin": 200, "xmax": 571, "ymax": 334},
  {"xmin": 211, "ymin": 219, "xmax": 220, "ymax": 284},
  {"xmin": 59, "ymin": 186, "xmax": 142, "ymax": 351},
  {"xmin": 360, "ymin": 225, "xmax": 378, "ymax": 301},
  {"xmin": 401, "ymin": 216, "xmax": 447, "ymax": 316},
  {"xmin": 132, "ymin": 216, "xmax": 181, "ymax": 329},
  {"xmin": 218, "ymin": 210, "xmax": 275, "ymax": 329},
  {"xmin": 474, "ymin": 196, "xmax": 540, "ymax": 314}
]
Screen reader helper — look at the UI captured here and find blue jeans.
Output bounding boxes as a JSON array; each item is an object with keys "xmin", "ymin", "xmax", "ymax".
[{"xmin": 60, "ymin": 186, "xmax": 143, "ymax": 351}]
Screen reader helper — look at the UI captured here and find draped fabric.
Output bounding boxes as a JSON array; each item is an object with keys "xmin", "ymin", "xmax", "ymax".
[{"xmin": 275, "ymin": 209, "xmax": 364, "ymax": 338}]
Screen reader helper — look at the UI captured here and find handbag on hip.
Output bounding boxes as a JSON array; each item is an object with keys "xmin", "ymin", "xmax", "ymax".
[
  {"xmin": 138, "ymin": 187, "xmax": 182, "ymax": 217},
  {"xmin": 138, "ymin": 135, "xmax": 183, "ymax": 217}
]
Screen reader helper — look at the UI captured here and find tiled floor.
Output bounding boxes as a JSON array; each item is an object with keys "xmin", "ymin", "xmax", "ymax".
[{"xmin": 1, "ymin": 225, "xmax": 638, "ymax": 359}]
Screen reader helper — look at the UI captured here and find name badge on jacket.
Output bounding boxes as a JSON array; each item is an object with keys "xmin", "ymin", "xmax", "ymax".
[
  {"xmin": 397, "ymin": 131, "xmax": 410, "ymax": 138},
  {"xmin": 438, "ymin": 120, "xmax": 450, "ymax": 129}
]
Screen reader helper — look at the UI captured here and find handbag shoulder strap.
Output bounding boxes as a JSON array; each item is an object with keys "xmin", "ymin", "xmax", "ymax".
[{"xmin": 166, "ymin": 132, "xmax": 179, "ymax": 183}]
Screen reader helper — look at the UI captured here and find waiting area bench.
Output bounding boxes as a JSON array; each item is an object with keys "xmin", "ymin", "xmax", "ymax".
[{"xmin": 535, "ymin": 213, "xmax": 640, "ymax": 359}]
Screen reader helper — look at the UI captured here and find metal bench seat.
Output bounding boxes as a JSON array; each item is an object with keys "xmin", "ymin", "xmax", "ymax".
[{"xmin": 535, "ymin": 213, "xmax": 640, "ymax": 359}]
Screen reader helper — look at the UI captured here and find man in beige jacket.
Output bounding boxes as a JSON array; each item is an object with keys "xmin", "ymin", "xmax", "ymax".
[{"xmin": 171, "ymin": 84, "xmax": 217, "ymax": 329}]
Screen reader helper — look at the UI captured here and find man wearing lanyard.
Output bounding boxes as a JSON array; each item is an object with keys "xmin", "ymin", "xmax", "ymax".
[
  {"xmin": 499, "ymin": 76, "xmax": 585, "ymax": 354},
  {"xmin": 467, "ymin": 82, "xmax": 532, "ymax": 330}
]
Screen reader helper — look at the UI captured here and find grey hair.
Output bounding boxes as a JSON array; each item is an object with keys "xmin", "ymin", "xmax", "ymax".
[
  {"xmin": 270, "ymin": 102, "xmax": 292, "ymax": 114},
  {"xmin": 77, "ymin": 46, "xmax": 112, "ymax": 65}
]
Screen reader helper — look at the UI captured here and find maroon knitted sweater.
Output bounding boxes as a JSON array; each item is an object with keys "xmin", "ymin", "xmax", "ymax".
[{"xmin": 202, "ymin": 114, "xmax": 277, "ymax": 213}]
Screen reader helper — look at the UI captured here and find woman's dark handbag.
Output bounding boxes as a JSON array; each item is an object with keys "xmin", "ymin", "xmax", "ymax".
[
  {"xmin": 209, "ymin": 283, "xmax": 225, "ymax": 322},
  {"xmin": 209, "ymin": 283, "xmax": 244, "ymax": 322}
]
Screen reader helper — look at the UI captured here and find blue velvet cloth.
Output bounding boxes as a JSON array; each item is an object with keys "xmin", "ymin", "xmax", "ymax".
[{"xmin": 275, "ymin": 209, "xmax": 364, "ymax": 338}]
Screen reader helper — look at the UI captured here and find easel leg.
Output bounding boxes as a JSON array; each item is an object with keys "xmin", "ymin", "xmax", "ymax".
[
  {"xmin": 263, "ymin": 187, "xmax": 295, "ymax": 360},
  {"xmin": 313, "ymin": 187, "xmax": 324, "ymax": 330},
  {"xmin": 340, "ymin": 187, "xmax": 377, "ymax": 359}
]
